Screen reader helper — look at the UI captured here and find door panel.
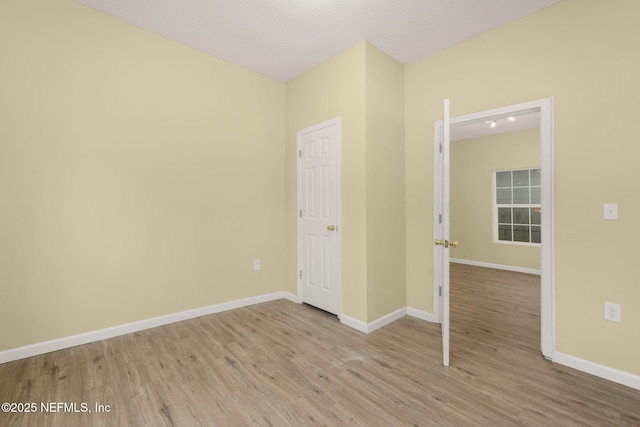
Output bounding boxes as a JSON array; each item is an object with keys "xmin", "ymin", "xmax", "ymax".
[{"xmin": 434, "ymin": 99, "xmax": 451, "ymax": 366}]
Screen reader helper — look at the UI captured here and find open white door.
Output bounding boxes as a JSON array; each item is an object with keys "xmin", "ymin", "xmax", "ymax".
[{"xmin": 434, "ymin": 99, "xmax": 456, "ymax": 367}]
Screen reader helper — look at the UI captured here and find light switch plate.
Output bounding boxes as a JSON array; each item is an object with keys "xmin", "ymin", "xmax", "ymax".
[{"xmin": 603, "ymin": 204, "xmax": 618, "ymax": 220}]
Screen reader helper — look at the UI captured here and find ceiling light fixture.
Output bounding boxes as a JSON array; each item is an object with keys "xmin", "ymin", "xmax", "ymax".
[
  {"xmin": 490, "ymin": 121, "xmax": 496, "ymax": 128},
  {"xmin": 507, "ymin": 116, "xmax": 516, "ymax": 121}
]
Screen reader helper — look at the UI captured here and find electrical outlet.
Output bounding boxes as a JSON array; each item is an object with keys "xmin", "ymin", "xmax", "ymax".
[
  {"xmin": 253, "ymin": 259, "xmax": 261, "ymax": 271},
  {"xmin": 604, "ymin": 302, "xmax": 621, "ymax": 323}
]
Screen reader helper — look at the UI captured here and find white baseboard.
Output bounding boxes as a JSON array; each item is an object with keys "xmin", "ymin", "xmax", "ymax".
[
  {"xmin": 367, "ymin": 307, "xmax": 407, "ymax": 333},
  {"xmin": 552, "ymin": 351, "xmax": 640, "ymax": 391},
  {"xmin": 339, "ymin": 315, "xmax": 368, "ymax": 333},
  {"xmin": 340, "ymin": 307, "xmax": 436, "ymax": 334},
  {"xmin": 407, "ymin": 307, "xmax": 436, "ymax": 323},
  {"xmin": 280, "ymin": 292, "xmax": 299, "ymax": 303},
  {"xmin": 341, "ymin": 307, "xmax": 408, "ymax": 334},
  {"xmin": 0, "ymin": 291, "xmax": 298, "ymax": 365},
  {"xmin": 450, "ymin": 258, "xmax": 542, "ymax": 276}
]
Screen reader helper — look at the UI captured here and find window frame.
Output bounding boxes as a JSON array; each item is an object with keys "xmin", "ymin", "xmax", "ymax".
[{"xmin": 493, "ymin": 167, "xmax": 542, "ymax": 247}]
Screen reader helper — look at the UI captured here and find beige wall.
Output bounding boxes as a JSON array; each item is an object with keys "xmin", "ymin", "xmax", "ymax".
[
  {"xmin": 365, "ymin": 45, "xmax": 406, "ymax": 320},
  {"xmin": 451, "ymin": 129, "xmax": 540, "ymax": 270},
  {"xmin": 3, "ymin": 0, "xmax": 638, "ymax": 380},
  {"xmin": 0, "ymin": 0, "xmax": 286, "ymax": 351},
  {"xmin": 286, "ymin": 42, "xmax": 368, "ymax": 321},
  {"xmin": 405, "ymin": 0, "xmax": 640, "ymax": 374},
  {"xmin": 286, "ymin": 42, "xmax": 405, "ymax": 322}
]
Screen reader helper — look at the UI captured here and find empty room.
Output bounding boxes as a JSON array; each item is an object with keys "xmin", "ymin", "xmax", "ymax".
[{"xmin": 1, "ymin": 0, "xmax": 639, "ymax": 425}]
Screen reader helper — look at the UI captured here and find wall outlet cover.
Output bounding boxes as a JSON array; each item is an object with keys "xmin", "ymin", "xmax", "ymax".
[{"xmin": 604, "ymin": 302, "xmax": 621, "ymax": 323}]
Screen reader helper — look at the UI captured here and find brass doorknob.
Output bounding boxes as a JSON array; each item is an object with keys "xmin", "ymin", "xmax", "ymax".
[
  {"xmin": 327, "ymin": 225, "xmax": 336, "ymax": 231},
  {"xmin": 434, "ymin": 239, "xmax": 458, "ymax": 248}
]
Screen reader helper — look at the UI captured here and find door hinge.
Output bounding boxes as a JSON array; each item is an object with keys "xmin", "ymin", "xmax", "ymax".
[
  {"xmin": 439, "ymin": 142, "xmax": 442, "ymax": 153},
  {"xmin": 299, "ymin": 270, "xmax": 302, "ymax": 279},
  {"xmin": 299, "ymin": 150, "xmax": 302, "ymax": 158},
  {"xmin": 439, "ymin": 286, "xmax": 442, "ymax": 297},
  {"xmin": 299, "ymin": 209, "xmax": 302, "ymax": 218},
  {"xmin": 439, "ymin": 214, "xmax": 442, "ymax": 224}
]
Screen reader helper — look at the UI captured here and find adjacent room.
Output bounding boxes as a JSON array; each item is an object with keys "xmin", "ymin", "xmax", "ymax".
[{"xmin": 1, "ymin": 0, "xmax": 639, "ymax": 425}]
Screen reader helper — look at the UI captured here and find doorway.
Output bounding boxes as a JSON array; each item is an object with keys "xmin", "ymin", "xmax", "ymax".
[{"xmin": 434, "ymin": 98, "xmax": 554, "ymax": 360}]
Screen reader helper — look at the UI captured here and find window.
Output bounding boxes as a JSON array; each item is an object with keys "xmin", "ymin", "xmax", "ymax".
[{"xmin": 494, "ymin": 168, "xmax": 541, "ymax": 245}]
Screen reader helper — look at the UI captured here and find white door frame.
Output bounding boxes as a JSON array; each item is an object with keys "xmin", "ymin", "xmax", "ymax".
[
  {"xmin": 296, "ymin": 117, "xmax": 342, "ymax": 317},
  {"xmin": 433, "ymin": 97, "xmax": 555, "ymax": 359}
]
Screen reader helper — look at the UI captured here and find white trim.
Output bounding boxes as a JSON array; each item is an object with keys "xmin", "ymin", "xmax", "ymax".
[
  {"xmin": 339, "ymin": 315, "xmax": 369, "ymax": 333},
  {"xmin": 450, "ymin": 258, "xmax": 541, "ymax": 276},
  {"xmin": 0, "ymin": 291, "xmax": 297, "ymax": 365},
  {"xmin": 341, "ymin": 307, "xmax": 407, "ymax": 334},
  {"xmin": 281, "ymin": 292, "xmax": 299, "ymax": 303},
  {"xmin": 407, "ymin": 307, "xmax": 436, "ymax": 323},
  {"xmin": 553, "ymin": 351, "xmax": 640, "ymax": 391},
  {"xmin": 493, "ymin": 240, "xmax": 541, "ymax": 248},
  {"xmin": 367, "ymin": 308, "xmax": 407, "ymax": 333}
]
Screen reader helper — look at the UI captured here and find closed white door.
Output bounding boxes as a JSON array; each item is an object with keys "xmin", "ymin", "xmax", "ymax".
[{"xmin": 297, "ymin": 118, "xmax": 340, "ymax": 315}]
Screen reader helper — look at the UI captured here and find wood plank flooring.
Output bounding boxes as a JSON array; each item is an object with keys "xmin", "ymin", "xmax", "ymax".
[{"xmin": 1, "ymin": 264, "xmax": 639, "ymax": 426}]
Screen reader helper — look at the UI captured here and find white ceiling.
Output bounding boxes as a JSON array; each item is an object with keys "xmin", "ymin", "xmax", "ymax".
[
  {"xmin": 451, "ymin": 110, "xmax": 540, "ymax": 142},
  {"xmin": 75, "ymin": 0, "xmax": 562, "ymax": 82}
]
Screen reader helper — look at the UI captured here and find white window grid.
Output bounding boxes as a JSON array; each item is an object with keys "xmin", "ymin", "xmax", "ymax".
[{"xmin": 493, "ymin": 167, "xmax": 542, "ymax": 246}]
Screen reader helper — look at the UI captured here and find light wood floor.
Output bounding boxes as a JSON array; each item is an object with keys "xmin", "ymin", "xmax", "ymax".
[{"xmin": 1, "ymin": 264, "xmax": 639, "ymax": 426}]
